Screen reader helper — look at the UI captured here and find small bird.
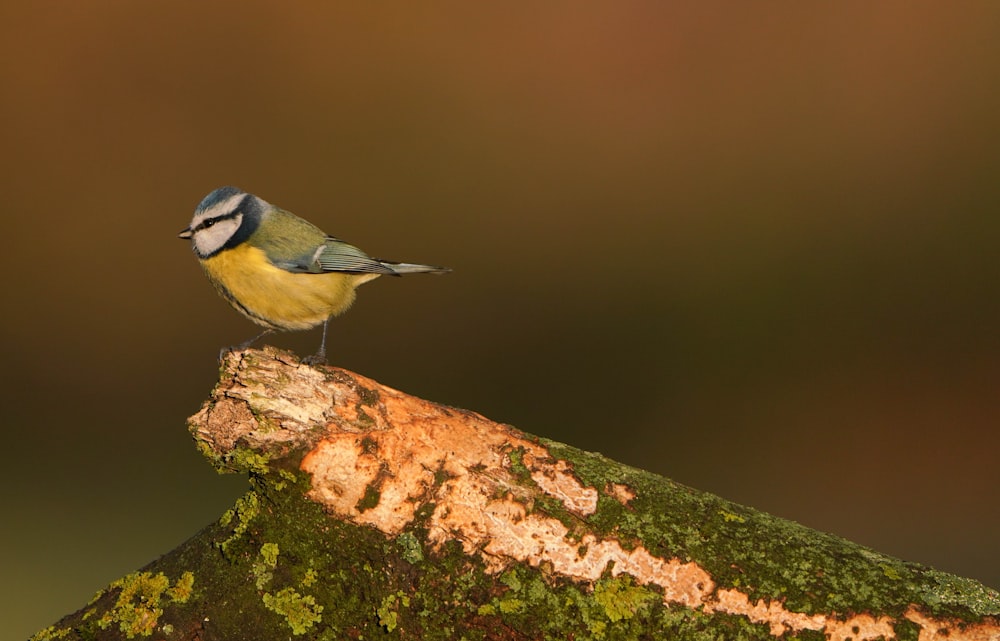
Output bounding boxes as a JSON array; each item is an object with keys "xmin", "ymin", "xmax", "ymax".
[{"xmin": 179, "ymin": 186, "xmax": 450, "ymax": 363}]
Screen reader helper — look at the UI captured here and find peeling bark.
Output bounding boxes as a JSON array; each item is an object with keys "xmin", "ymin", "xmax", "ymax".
[{"xmin": 35, "ymin": 347, "xmax": 1000, "ymax": 641}]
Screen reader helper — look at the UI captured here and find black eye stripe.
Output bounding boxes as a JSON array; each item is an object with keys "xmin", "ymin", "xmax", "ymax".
[{"xmin": 196, "ymin": 212, "xmax": 240, "ymax": 232}]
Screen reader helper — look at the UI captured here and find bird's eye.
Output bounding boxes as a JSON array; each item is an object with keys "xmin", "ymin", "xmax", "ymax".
[{"xmin": 203, "ymin": 219, "xmax": 216, "ymax": 228}]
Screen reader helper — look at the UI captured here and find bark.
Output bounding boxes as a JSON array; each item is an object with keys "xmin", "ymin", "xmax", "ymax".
[{"xmin": 34, "ymin": 347, "xmax": 1000, "ymax": 641}]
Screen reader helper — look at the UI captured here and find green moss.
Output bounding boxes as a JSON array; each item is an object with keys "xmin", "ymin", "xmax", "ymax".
[
  {"xmin": 263, "ymin": 587, "xmax": 323, "ymax": 635},
  {"xmin": 592, "ymin": 576, "xmax": 658, "ymax": 623},
  {"xmin": 506, "ymin": 446, "xmax": 533, "ymax": 484},
  {"xmin": 893, "ymin": 617, "xmax": 922, "ymax": 641},
  {"xmin": 356, "ymin": 483, "xmax": 381, "ymax": 512},
  {"xmin": 42, "ymin": 386, "xmax": 1000, "ymax": 640},
  {"xmin": 882, "ymin": 563, "xmax": 903, "ymax": 580},
  {"xmin": 533, "ymin": 493, "xmax": 584, "ymax": 535},
  {"xmin": 498, "ymin": 597, "xmax": 525, "ymax": 613},
  {"xmin": 541, "ymin": 439, "xmax": 996, "ymax": 620}
]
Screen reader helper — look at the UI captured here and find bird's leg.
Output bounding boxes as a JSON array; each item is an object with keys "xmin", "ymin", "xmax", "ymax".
[
  {"xmin": 302, "ymin": 319, "xmax": 329, "ymax": 366},
  {"xmin": 218, "ymin": 329, "xmax": 274, "ymax": 361},
  {"xmin": 237, "ymin": 329, "xmax": 274, "ymax": 350}
]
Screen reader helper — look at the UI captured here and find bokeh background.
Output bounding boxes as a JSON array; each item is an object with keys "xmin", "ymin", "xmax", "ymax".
[{"xmin": 3, "ymin": 3, "xmax": 999, "ymax": 637}]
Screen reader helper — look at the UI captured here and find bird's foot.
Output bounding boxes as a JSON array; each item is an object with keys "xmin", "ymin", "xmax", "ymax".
[
  {"xmin": 217, "ymin": 344, "xmax": 249, "ymax": 363},
  {"xmin": 301, "ymin": 351, "xmax": 328, "ymax": 366}
]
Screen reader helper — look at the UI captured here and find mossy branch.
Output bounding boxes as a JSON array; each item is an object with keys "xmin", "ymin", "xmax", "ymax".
[{"xmin": 36, "ymin": 347, "xmax": 1000, "ymax": 641}]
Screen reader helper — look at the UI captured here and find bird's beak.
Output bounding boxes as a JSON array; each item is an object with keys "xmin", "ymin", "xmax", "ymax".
[{"xmin": 178, "ymin": 228, "xmax": 193, "ymax": 239}]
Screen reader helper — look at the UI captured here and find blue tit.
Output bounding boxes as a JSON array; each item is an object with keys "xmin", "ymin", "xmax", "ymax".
[{"xmin": 179, "ymin": 186, "xmax": 450, "ymax": 363}]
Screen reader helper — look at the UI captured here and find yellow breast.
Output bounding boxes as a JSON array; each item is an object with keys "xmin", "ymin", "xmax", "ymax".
[{"xmin": 199, "ymin": 244, "xmax": 379, "ymax": 330}]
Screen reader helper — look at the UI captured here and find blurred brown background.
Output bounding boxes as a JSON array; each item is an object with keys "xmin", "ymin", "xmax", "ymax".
[{"xmin": 3, "ymin": 3, "xmax": 999, "ymax": 637}]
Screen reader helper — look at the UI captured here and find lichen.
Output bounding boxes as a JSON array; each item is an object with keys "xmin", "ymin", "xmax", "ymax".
[
  {"xmin": 224, "ymin": 448, "xmax": 271, "ymax": 475},
  {"xmin": 37, "ymin": 354, "xmax": 1000, "ymax": 640},
  {"xmin": 273, "ymin": 468, "xmax": 299, "ymax": 491},
  {"xmin": 217, "ymin": 490, "xmax": 261, "ymax": 557},
  {"xmin": 93, "ymin": 571, "xmax": 194, "ymax": 639},
  {"xmin": 497, "ymin": 597, "xmax": 525, "ymax": 613},
  {"xmin": 253, "ymin": 542, "xmax": 280, "ymax": 589},
  {"xmin": 29, "ymin": 626, "xmax": 71, "ymax": 641},
  {"xmin": 166, "ymin": 571, "xmax": 195, "ymax": 603},
  {"xmin": 920, "ymin": 569, "xmax": 1000, "ymax": 618},
  {"xmin": 263, "ymin": 587, "xmax": 323, "ymax": 635},
  {"xmin": 396, "ymin": 531, "xmax": 424, "ymax": 564},
  {"xmin": 376, "ymin": 591, "xmax": 410, "ymax": 632},
  {"xmin": 882, "ymin": 563, "xmax": 903, "ymax": 580},
  {"xmin": 500, "ymin": 570, "xmax": 522, "ymax": 592},
  {"xmin": 719, "ymin": 509, "xmax": 747, "ymax": 524},
  {"xmin": 545, "ymin": 439, "xmax": 938, "ymax": 618}
]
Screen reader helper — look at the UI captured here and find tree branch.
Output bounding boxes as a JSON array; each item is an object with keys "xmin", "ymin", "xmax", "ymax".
[{"xmin": 36, "ymin": 347, "xmax": 1000, "ymax": 641}]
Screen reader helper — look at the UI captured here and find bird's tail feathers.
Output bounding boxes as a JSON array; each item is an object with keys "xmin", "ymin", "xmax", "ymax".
[{"xmin": 379, "ymin": 261, "xmax": 452, "ymax": 276}]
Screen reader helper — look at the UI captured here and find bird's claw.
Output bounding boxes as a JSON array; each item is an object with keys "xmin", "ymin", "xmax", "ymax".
[{"xmin": 302, "ymin": 351, "xmax": 327, "ymax": 366}]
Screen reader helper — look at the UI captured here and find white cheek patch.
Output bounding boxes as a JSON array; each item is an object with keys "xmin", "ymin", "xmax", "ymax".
[{"xmin": 193, "ymin": 214, "xmax": 243, "ymax": 257}]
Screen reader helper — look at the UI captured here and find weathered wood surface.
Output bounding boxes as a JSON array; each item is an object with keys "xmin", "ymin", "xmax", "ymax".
[{"xmin": 34, "ymin": 347, "xmax": 1000, "ymax": 641}]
